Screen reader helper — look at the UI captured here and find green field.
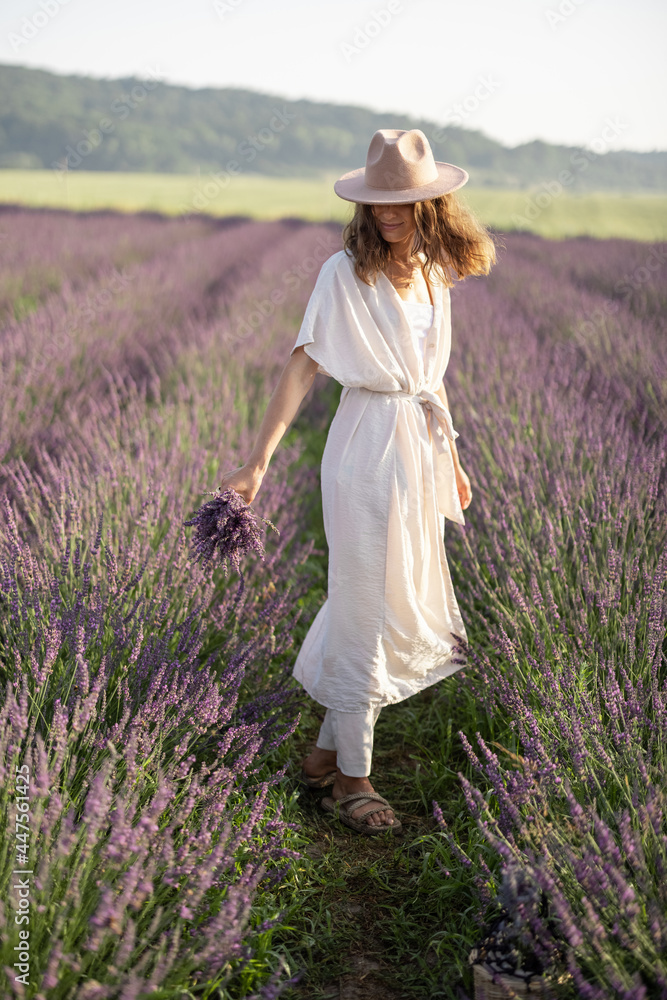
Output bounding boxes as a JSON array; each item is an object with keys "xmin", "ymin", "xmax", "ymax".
[{"xmin": 2, "ymin": 168, "xmax": 667, "ymax": 240}]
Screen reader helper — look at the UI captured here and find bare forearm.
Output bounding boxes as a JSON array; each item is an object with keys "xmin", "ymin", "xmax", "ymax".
[
  {"xmin": 247, "ymin": 357, "xmax": 316, "ymax": 473},
  {"xmin": 437, "ymin": 379, "xmax": 472, "ymax": 508},
  {"xmin": 218, "ymin": 347, "xmax": 318, "ymax": 504},
  {"xmin": 437, "ymin": 380, "xmax": 461, "ymax": 469}
]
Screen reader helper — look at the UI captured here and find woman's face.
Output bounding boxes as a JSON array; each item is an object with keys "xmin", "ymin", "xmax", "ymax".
[{"xmin": 370, "ymin": 202, "xmax": 416, "ymax": 245}]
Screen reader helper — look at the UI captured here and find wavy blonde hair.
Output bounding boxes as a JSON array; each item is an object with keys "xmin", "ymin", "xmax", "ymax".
[{"xmin": 342, "ymin": 192, "xmax": 499, "ymax": 287}]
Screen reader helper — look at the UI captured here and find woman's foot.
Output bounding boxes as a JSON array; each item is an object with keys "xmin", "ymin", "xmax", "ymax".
[
  {"xmin": 331, "ymin": 773, "xmax": 395, "ymax": 828},
  {"xmin": 301, "ymin": 747, "xmax": 338, "ymax": 780}
]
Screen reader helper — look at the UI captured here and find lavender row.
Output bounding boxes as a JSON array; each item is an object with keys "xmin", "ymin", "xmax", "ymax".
[
  {"xmin": 0, "ymin": 216, "xmax": 339, "ymax": 472},
  {"xmin": 0, "ymin": 210, "xmax": 341, "ymax": 998},
  {"xmin": 0, "ymin": 206, "xmax": 220, "ymax": 325},
  {"xmin": 4, "ymin": 208, "xmax": 664, "ymax": 996},
  {"xmin": 437, "ymin": 234, "xmax": 667, "ymax": 996}
]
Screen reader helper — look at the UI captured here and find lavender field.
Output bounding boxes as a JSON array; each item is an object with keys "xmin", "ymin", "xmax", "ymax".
[{"xmin": 0, "ymin": 205, "xmax": 666, "ymax": 1000}]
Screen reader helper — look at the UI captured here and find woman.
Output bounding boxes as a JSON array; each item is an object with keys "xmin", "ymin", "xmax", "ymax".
[{"xmin": 219, "ymin": 128, "xmax": 496, "ymax": 835}]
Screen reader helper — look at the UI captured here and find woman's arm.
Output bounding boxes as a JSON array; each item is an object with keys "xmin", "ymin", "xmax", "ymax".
[
  {"xmin": 436, "ymin": 380, "xmax": 461, "ymax": 469},
  {"xmin": 219, "ymin": 346, "xmax": 319, "ymax": 503},
  {"xmin": 436, "ymin": 379, "xmax": 473, "ymax": 510}
]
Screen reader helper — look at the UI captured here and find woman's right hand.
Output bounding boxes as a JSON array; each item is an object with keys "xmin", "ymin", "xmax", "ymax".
[{"xmin": 218, "ymin": 464, "xmax": 264, "ymax": 505}]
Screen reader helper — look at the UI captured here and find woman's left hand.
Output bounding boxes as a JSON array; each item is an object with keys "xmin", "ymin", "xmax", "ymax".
[{"xmin": 455, "ymin": 464, "xmax": 473, "ymax": 510}]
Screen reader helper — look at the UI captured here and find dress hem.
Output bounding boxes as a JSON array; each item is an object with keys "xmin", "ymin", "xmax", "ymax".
[{"xmin": 293, "ymin": 638, "xmax": 468, "ymax": 713}]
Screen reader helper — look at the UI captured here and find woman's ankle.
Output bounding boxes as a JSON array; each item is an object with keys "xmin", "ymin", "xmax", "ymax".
[
  {"xmin": 335, "ymin": 772, "xmax": 372, "ymax": 789},
  {"xmin": 303, "ymin": 747, "xmax": 337, "ymax": 770}
]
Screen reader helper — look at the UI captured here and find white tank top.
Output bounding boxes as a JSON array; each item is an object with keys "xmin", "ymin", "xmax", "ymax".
[{"xmin": 400, "ymin": 300, "xmax": 434, "ymax": 358}]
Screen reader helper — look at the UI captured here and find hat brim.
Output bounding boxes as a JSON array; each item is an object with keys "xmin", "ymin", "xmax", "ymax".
[{"xmin": 333, "ymin": 162, "xmax": 469, "ymax": 204}]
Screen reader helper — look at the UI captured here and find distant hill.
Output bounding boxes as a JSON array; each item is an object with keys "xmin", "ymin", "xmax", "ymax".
[{"xmin": 1, "ymin": 64, "xmax": 666, "ymax": 192}]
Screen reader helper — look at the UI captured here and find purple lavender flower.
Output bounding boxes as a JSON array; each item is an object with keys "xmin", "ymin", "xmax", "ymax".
[{"xmin": 184, "ymin": 487, "xmax": 279, "ymax": 595}]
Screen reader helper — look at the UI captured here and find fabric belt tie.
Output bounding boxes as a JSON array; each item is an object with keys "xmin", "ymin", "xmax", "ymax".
[
  {"xmin": 393, "ymin": 389, "xmax": 459, "ymax": 452},
  {"xmin": 391, "ymin": 389, "xmax": 465, "ymax": 526}
]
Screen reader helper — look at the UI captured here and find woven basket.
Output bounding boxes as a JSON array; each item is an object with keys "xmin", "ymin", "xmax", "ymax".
[{"xmin": 473, "ymin": 961, "xmax": 558, "ymax": 999}]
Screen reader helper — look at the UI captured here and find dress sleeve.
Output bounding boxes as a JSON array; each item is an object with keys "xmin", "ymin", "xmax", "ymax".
[{"xmin": 290, "ymin": 252, "xmax": 350, "ymax": 381}]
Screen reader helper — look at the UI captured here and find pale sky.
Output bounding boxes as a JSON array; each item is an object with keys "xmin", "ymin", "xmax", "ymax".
[{"xmin": 1, "ymin": 0, "xmax": 665, "ymax": 153}]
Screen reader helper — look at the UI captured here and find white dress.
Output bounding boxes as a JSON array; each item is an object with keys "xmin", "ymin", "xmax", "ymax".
[
  {"xmin": 400, "ymin": 299, "xmax": 435, "ymax": 361},
  {"xmin": 290, "ymin": 250, "xmax": 467, "ymax": 713}
]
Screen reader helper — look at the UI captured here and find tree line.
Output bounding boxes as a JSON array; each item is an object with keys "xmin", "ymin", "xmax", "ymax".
[{"xmin": 1, "ymin": 64, "xmax": 665, "ymax": 192}]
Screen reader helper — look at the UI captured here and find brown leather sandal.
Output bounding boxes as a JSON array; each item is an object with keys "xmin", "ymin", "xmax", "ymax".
[{"xmin": 321, "ymin": 791, "xmax": 402, "ymax": 835}]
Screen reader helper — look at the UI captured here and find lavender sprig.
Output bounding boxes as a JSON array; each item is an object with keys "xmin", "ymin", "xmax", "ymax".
[{"xmin": 184, "ymin": 488, "xmax": 279, "ymax": 595}]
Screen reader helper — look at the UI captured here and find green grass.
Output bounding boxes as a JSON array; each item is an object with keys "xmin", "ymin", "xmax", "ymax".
[
  {"xmin": 255, "ymin": 685, "xmax": 508, "ymax": 1000},
  {"xmin": 1, "ymin": 168, "xmax": 666, "ymax": 240}
]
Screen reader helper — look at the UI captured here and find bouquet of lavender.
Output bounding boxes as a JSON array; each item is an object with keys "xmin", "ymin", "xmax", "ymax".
[{"xmin": 184, "ymin": 488, "xmax": 279, "ymax": 595}]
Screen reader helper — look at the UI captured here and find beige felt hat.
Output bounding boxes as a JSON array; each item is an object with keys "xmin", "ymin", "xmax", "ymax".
[{"xmin": 334, "ymin": 128, "xmax": 469, "ymax": 204}]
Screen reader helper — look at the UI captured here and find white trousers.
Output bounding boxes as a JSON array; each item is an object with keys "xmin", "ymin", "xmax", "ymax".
[{"xmin": 315, "ymin": 706, "xmax": 382, "ymax": 777}]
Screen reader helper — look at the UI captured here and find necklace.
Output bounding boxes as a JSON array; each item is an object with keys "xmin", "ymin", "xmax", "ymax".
[{"xmin": 387, "ymin": 260, "xmax": 418, "ymax": 289}]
